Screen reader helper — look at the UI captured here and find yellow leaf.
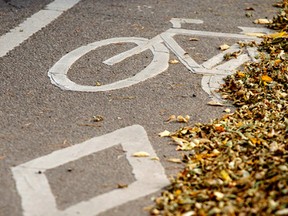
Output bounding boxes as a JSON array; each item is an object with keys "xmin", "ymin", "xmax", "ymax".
[
  {"xmin": 174, "ymin": 189, "xmax": 182, "ymax": 196},
  {"xmin": 132, "ymin": 151, "xmax": 150, "ymax": 157},
  {"xmin": 237, "ymin": 71, "xmax": 246, "ymax": 78},
  {"xmin": 158, "ymin": 130, "xmax": 171, "ymax": 137},
  {"xmin": 236, "ymin": 122, "xmax": 243, "ymax": 127},
  {"xmin": 220, "ymin": 170, "xmax": 232, "ymax": 182},
  {"xmin": 169, "ymin": 59, "xmax": 179, "ymax": 64},
  {"xmin": 274, "ymin": 59, "xmax": 282, "ymax": 66},
  {"xmin": 261, "ymin": 75, "xmax": 273, "ymax": 82},
  {"xmin": 267, "ymin": 31, "xmax": 288, "ymax": 38}
]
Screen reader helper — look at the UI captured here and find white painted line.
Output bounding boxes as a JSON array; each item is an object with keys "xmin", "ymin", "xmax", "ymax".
[
  {"xmin": 215, "ymin": 54, "xmax": 250, "ymax": 71},
  {"xmin": 170, "ymin": 18, "xmax": 203, "ymax": 28},
  {"xmin": 238, "ymin": 26, "xmax": 275, "ymax": 34},
  {"xmin": 201, "ymin": 44, "xmax": 240, "ymax": 69},
  {"xmin": 167, "ymin": 28, "xmax": 261, "ymax": 40},
  {"xmin": 0, "ymin": 0, "xmax": 80, "ymax": 58},
  {"xmin": 48, "ymin": 37, "xmax": 169, "ymax": 92},
  {"xmin": 103, "ymin": 36, "xmax": 163, "ymax": 65},
  {"xmin": 160, "ymin": 32, "xmax": 200, "ymax": 71},
  {"xmin": 12, "ymin": 125, "xmax": 169, "ymax": 216}
]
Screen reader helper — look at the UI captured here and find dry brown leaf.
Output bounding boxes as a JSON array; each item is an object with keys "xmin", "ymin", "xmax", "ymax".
[
  {"xmin": 207, "ymin": 101, "xmax": 224, "ymax": 106},
  {"xmin": 167, "ymin": 158, "xmax": 182, "ymax": 163},
  {"xmin": 95, "ymin": 81, "xmax": 102, "ymax": 86},
  {"xmin": 177, "ymin": 115, "xmax": 188, "ymax": 123},
  {"xmin": 117, "ymin": 183, "xmax": 128, "ymax": 189},
  {"xmin": 219, "ymin": 44, "xmax": 230, "ymax": 51},
  {"xmin": 166, "ymin": 115, "xmax": 176, "ymax": 122},
  {"xmin": 254, "ymin": 18, "xmax": 271, "ymax": 24},
  {"xmin": 189, "ymin": 37, "xmax": 199, "ymax": 41}
]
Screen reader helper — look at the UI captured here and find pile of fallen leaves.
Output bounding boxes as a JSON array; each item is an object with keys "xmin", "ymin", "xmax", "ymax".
[{"xmin": 150, "ymin": 1, "xmax": 288, "ymax": 215}]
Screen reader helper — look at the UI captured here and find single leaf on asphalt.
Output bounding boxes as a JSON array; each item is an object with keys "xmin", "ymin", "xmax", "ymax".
[
  {"xmin": 132, "ymin": 151, "xmax": 150, "ymax": 157},
  {"xmin": 245, "ymin": 7, "xmax": 254, "ymax": 11},
  {"xmin": 158, "ymin": 130, "xmax": 171, "ymax": 137},
  {"xmin": 207, "ymin": 101, "xmax": 224, "ymax": 106},
  {"xmin": 189, "ymin": 37, "xmax": 199, "ymax": 41},
  {"xmin": 167, "ymin": 158, "xmax": 182, "ymax": 163},
  {"xmin": 219, "ymin": 44, "xmax": 230, "ymax": 51},
  {"xmin": 254, "ymin": 18, "xmax": 271, "ymax": 24},
  {"xmin": 117, "ymin": 183, "xmax": 128, "ymax": 189},
  {"xmin": 169, "ymin": 59, "xmax": 179, "ymax": 64},
  {"xmin": 177, "ymin": 115, "xmax": 189, "ymax": 123},
  {"xmin": 166, "ymin": 115, "xmax": 176, "ymax": 122},
  {"xmin": 244, "ymin": 32, "xmax": 266, "ymax": 37}
]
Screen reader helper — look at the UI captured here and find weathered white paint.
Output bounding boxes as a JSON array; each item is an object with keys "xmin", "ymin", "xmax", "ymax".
[
  {"xmin": 0, "ymin": 0, "xmax": 80, "ymax": 58},
  {"xmin": 12, "ymin": 125, "xmax": 169, "ymax": 216}
]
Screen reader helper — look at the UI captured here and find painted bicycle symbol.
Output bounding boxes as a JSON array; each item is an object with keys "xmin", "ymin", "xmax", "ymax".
[{"xmin": 48, "ymin": 18, "xmax": 270, "ymax": 99}]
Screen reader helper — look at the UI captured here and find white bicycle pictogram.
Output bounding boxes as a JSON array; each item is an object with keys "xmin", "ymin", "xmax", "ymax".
[{"xmin": 48, "ymin": 18, "xmax": 271, "ymax": 99}]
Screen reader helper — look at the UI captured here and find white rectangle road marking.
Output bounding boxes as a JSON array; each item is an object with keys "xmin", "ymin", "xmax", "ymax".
[{"xmin": 0, "ymin": 0, "xmax": 81, "ymax": 58}]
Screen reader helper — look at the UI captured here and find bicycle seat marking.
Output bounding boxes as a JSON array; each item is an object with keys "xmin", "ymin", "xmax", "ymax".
[{"xmin": 48, "ymin": 18, "xmax": 273, "ymax": 99}]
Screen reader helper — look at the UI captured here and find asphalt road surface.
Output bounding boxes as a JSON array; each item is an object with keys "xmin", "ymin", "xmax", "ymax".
[{"xmin": 0, "ymin": 0, "xmax": 277, "ymax": 215}]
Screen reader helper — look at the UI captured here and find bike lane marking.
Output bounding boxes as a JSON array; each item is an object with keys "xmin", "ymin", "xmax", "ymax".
[
  {"xmin": 0, "ymin": 0, "xmax": 80, "ymax": 58},
  {"xmin": 11, "ymin": 125, "xmax": 169, "ymax": 216},
  {"xmin": 47, "ymin": 18, "xmax": 272, "ymax": 98}
]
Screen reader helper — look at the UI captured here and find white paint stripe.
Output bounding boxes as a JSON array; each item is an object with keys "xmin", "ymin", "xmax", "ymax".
[
  {"xmin": 215, "ymin": 54, "xmax": 250, "ymax": 71},
  {"xmin": 202, "ymin": 44, "xmax": 240, "ymax": 69},
  {"xmin": 160, "ymin": 32, "xmax": 200, "ymax": 71},
  {"xmin": 12, "ymin": 125, "xmax": 169, "ymax": 216},
  {"xmin": 238, "ymin": 26, "xmax": 275, "ymax": 34},
  {"xmin": 0, "ymin": 0, "xmax": 80, "ymax": 58},
  {"xmin": 170, "ymin": 18, "xmax": 203, "ymax": 28},
  {"xmin": 167, "ymin": 28, "xmax": 261, "ymax": 40},
  {"xmin": 103, "ymin": 35, "xmax": 163, "ymax": 65}
]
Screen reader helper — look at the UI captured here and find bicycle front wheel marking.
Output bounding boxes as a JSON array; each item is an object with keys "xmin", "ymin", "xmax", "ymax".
[{"xmin": 48, "ymin": 37, "xmax": 169, "ymax": 92}]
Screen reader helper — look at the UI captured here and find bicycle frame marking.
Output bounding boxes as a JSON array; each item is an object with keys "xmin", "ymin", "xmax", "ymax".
[{"xmin": 48, "ymin": 18, "xmax": 272, "ymax": 94}]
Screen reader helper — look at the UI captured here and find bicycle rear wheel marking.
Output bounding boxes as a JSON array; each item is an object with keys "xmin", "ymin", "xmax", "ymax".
[{"xmin": 48, "ymin": 37, "xmax": 169, "ymax": 92}]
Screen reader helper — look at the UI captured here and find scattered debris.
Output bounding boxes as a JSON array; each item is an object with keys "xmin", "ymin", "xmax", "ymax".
[
  {"xmin": 91, "ymin": 115, "xmax": 104, "ymax": 122},
  {"xmin": 150, "ymin": 1, "xmax": 288, "ymax": 215}
]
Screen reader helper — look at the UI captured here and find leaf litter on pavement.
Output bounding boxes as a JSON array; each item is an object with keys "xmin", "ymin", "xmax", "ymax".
[{"xmin": 150, "ymin": 1, "xmax": 288, "ymax": 215}]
